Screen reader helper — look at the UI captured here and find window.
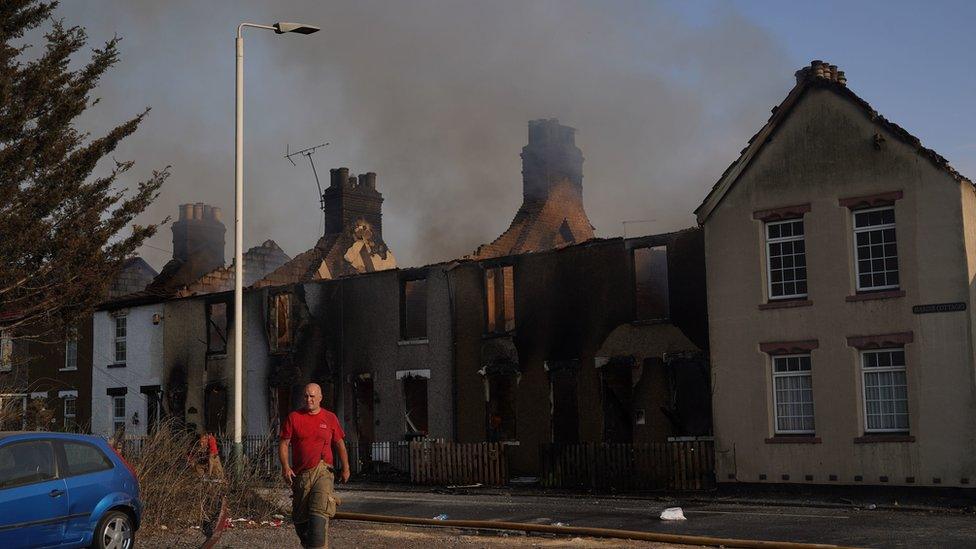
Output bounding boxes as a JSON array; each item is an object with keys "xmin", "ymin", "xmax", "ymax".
[
  {"xmin": 113, "ymin": 315, "xmax": 127, "ymax": 364},
  {"xmin": 771, "ymin": 354, "xmax": 815, "ymax": 434},
  {"xmin": 766, "ymin": 219, "xmax": 807, "ymax": 300},
  {"xmin": 853, "ymin": 207, "xmax": 898, "ymax": 291},
  {"xmin": 1, "ymin": 330, "xmax": 12, "ymax": 372},
  {"xmin": 861, "ymin": 349, "xmax": 908, "ymax": 432},
  {"xmin": 486, "ymin": 372, "xmax": 518, "ymax": 441},
  {"xmin": 63, "ymin": 396, "xmax": 77, "ymax": 430},
  {"xmin": 401, "ymin": 374, "xmax": 429, "ymax": 435},
  {"xmin": 268, "ymin": 293, "xmax": 292, "ymax": 352},
  {"xmin": 62, "ymin": 441, "xmax": 113, "ymax": 476},
  {"xmin": 485, "ymin": 265, "xmax": 515, "ymax": 333},
  {"xmin": 400, "ymin": 278, "xmax": 428, "ymax": 341},
  {"xmin": 63, "ymin": 328, "xmax": 78, "ymax": 371},
  {"xmin": 633, "ymin": 245, "xmax": 670, "ymax": 319},
  {"xmin": 0, "ymin": 394, "xmax": 27, "ymax": 430},
  {"xmin": 0, "ymin": 441, "xmax": 57, "ymax": 489},
  {"xmin": 207, "ymin": 301, "xmax": 228, "ymax": 354},
  {"xmin": 112, "ymin": 395, "xmax": 126, "ymax": 434}
]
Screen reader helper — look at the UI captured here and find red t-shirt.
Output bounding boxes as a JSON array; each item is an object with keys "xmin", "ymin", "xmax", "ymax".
[
  {"xmin": 280, "ymin": 408, "xmax": 345, "ymax": 473},
  {"xmin": 207, "ymin": 435, "xmax": 218, "ymax": 456}
]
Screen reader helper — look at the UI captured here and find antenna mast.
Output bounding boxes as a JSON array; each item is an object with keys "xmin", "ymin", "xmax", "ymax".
[{"xmin": 284, "ymin": 142, "xmax": 329, "ymax": 211}]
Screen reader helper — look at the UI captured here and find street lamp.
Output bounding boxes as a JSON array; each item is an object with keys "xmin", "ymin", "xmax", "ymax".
[{"xmin": 234, "ymin": 21, "xmax": 319, "ymax": 468}]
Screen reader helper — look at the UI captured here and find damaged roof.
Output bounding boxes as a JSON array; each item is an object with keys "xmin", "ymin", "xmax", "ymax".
[{"xmin": 695, "ymin": 60, "xmax": 972, "ymax": 224}]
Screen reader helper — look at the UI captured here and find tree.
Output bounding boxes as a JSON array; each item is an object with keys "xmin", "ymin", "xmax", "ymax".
[{"xmin": 0, "ymin": 0, "xmax": 168, "ymax": 338}]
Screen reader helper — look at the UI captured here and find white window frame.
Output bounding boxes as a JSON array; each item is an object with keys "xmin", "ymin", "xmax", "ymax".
[
  {"xmin": 861, "ymin": 348, "xmax": 909, "ymax": 433},
  {"xmin": 853, "ymin": 206, "xmax": 899, "ymax": 292},
  {"xmin": 113, "ymin": 315, "xmax": 127, "ymax": 365},
  {"xmin": 771, "ymin": 354, "xmax": 815, "ymax": 435},
  {"xmin": 63, "ymin": 396, "xmax": 77, "ymax": 430},
  {"xmin": 112, "ymin": 395, "xmax": 126, "ymax": 433},
  {"xmin": 765, "ymin": 219, "xmax": 807, "ymax": 301}
]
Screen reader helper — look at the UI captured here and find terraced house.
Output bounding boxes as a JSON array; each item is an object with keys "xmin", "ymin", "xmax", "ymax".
[{"xmin": 698, "ymin": 61, "xmax": 975, "ymax": 488}]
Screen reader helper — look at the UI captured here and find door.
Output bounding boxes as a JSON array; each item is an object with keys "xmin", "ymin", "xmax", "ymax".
[
  {"xmin": 0, "ymin": 440, "xmax": 68, "ymax": 548},
  {"xmin": 57, "ymin": 440, "xmax": 117, "ymax": 545},
  {"xmin": 204, "ymin": 383, "xmax": 228, "ymax": 436}
]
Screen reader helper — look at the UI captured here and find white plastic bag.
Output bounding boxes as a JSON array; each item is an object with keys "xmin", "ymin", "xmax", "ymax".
[{"xmin": 660, "ymin": 507, "xmax": 686, "ymax": 521}]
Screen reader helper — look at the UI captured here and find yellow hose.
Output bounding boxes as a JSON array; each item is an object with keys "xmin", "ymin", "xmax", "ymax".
[{"xmin": 333, "ymin": 511, "xmax": 861, "ymax": 549}]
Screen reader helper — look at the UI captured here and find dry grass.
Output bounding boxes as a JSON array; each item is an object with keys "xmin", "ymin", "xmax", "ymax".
[{"xmin": 121, "ymin": 422, "xmax": 279, "ymax": 531}]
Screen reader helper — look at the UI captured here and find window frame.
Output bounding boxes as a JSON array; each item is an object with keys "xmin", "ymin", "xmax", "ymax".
[
  {"xmin": 852, "ymin": 206, "xmax": 899, "ymax": 292},
  {"xmin": 860, "ymin": 348, "xmax": 909, "ymax": 434},
  {"xmin": 63, "ymin": 396, "xmax": 77, "ymax": 430},
  {"xmin": 483, "ymin": 264, "xmax": 516, "ymax": 335},
  {"xmin": 112, "ymin": 395, "xmax": 126, "ymax": 433},
  {"xmin": 268, "ymin": 292, "xmax": 293, "ymax": 353},
  {"xmin": 764, "ymin": 218, "xmax": 808, "ymax": 301},
  {"xmin": 770, "ymin": 353, "xmax": 815, "ymax": 435},
  {"xmin": 62, "ymin": 332, "xmax": 78, "ymax": 372},
  {"xmin": 632, "ymin": 244, "xmax": 671, "ymax": 321},
  {"xmin": 206, "ymin": 299, "xmax": 230, "ymax": 356},
  {"xmin": 113, "ymin": 314, "xmax": 127, "ymax": 365}
]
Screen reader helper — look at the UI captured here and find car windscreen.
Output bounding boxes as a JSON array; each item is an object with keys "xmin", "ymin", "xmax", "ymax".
[{"xmin": 0, "ymin": 440, "xmax": 57, "ymax": 489}]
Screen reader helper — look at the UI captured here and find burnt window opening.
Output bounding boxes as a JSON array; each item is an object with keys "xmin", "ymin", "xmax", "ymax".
[
  {"xmin": 141, "ymin": 385, "xmax": 162, "ymax": 434},
  {"xmin": 400, "ymin": 278, "xmax": 428, "ymax": 341},
  {"xmin": 548, "ymin": 361, "xmax": 580, "ymax": 444},
  {"xmin": 353, "ymin": 375, "xmax": 376, "ymax": 446},
  {"xmin": 401, "ymin": 374, "xmax": 429, "ymax": 437},
  {"xmin": 633, "ymin": 245, "xmax": 670, "ymax": 321},
  {"xmin": 204, "ymin": 383, "xmax": 228, "ymax": 436},
  {"xmin": 601, "ymin": 361, "xmax": 634, "ymax": 443},
  {"xmin": 268, "ymin": 292, "xmax": 293, "ymax": 353},
  {"xmin": 206, "ymin": 300, "xmax": 229, "ymax": 355},
  {"xmin": 486, "ymin": 370, "xmax": 518, "ymax": 442},
  {"xmin": 484, "ymin": 265, "xmax": 516, "ymax": 334}
]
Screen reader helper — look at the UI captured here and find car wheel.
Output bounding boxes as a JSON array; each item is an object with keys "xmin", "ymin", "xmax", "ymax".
[{"xmin": 93, "ymin": 510, "xmax": 134, "ymax": 549}]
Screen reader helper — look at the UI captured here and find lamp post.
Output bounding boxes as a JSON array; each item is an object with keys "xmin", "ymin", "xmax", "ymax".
[{"xmin": 234, "ymin": 21, "xmax": 319, "ymax": 470}]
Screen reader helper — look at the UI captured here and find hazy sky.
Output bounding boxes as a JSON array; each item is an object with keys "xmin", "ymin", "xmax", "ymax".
[{"xmin": 50, "ymin": 0, "xmax": 976, "ymax": 270}]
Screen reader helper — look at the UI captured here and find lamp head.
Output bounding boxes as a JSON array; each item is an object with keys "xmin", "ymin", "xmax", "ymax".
[{"xmin": 274, "ymin": 22, "xmax": 320, "ymax": 35}]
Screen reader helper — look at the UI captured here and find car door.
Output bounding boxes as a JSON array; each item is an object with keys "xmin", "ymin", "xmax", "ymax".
[
  {"xmin": 0, "ymin": 439, "xmax": 68, "ymax": 548},
  {"xmin": 57, "ymin": 440, "xmax": 118, "ymax": 545}
]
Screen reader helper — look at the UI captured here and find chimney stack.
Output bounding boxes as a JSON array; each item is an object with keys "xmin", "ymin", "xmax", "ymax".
[
  {"xmin": 171, "ymin": 202, "xmax": 225, "ymax": 271},
  {"xmin": 322, "ymin": 168, "xmax": 384, "ymax": 238},
  {"xmin": 521, "ymin": 118, "xmax": 584, "ymax": 205}
]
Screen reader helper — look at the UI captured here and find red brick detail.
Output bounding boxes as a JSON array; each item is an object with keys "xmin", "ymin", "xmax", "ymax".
[
  {"xmin": 765, "ymin": 436, "xmax": 822, "ymax": 444},
  {"xmin": 838, "ymin": 190, "xmax": 903, "ymax": 209},
  {"xmin": 759, "ymin": 299, "xmax": 813, "ymax": 310},
  {"xmin": 846, "ymin": 332, "xmax": 913, "ymax": 350},
  {"xmin": 759, "ymin": 339, "xmax": 819, "ymax": 355},
  {"xmin": 854, "ymin": 435, "xmax": 915, "ymax": 443},
  {"xmin": 752, "ymin": 203, "xmax": 811, "ymax": 221},
  {"xmin": 846, "ymin": 290, "xmax": 905, "ymax": 302}
]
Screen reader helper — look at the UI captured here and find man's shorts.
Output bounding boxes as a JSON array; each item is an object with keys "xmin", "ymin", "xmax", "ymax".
[{"xmin": 292, "ymin": 461, "xmax": 336, "ymax": 522}]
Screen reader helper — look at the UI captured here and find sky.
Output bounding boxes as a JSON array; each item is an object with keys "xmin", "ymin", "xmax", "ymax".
[{"xmin": 47, "ymin": 0, "xmax": 976, "ymax": 270}]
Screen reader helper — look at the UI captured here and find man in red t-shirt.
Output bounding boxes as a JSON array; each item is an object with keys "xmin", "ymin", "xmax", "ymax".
[{"xmin": 279, "ymin": 383, "xmax": 349, "ymax": 549}]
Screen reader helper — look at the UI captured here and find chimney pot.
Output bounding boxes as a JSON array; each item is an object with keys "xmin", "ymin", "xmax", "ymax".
[
  {"xmin": 329, "ymin": 168, "xmax": 340, "ymax": 188},
  {"xmin": 179, "ymin": 204, "xmax": 193, "ymax": 221},
  {"xmin": 211, "ymin": 207, "xmax": 222, "ymax": 222},
  {"xmin": 193, "ymin": 203, "xmax": 204, "ymax": 220},
  {"xmin": 363, "ymin": 172, "xmax": 377, "ymax": 189},
  {"xmin": 338, "ymin": 167, "xmax": 349, "ymax": 185}
]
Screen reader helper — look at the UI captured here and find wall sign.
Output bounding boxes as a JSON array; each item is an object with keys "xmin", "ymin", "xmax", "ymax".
[{"xmin": 912, "ymin": 302, "xmax": 966, "ymax": 314}]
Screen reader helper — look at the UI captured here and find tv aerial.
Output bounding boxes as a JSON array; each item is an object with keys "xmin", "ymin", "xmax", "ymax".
[{"xmin": 284, "ymin": 142, "xmax": 329, "ymax": 211}]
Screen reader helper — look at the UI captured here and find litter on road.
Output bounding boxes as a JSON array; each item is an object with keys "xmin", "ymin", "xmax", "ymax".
[{"xmin": 659, "ymin": 507, "xmax": 686, "ymax": 521}]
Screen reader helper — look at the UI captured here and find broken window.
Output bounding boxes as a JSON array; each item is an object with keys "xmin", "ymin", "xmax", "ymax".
[
  {"xmin": 486, "ymin": 370, "xmax": 518, "ymax": 441},
  {"xmin": 401, "ymin": 374, "xmax": 429, "ymax": 436},
  {"xmin": 601, "ymin": 361, "xmax": 634, "ymax": 443},
  {"xmin": 633, "ymin": 245, "xmax": 670, "ymax": 321},
  {"xmin": 484, "ymin": 265, "xmax": 516, "ymax": 334},
  {"xmin": 400, "ymin": 278, "xmax": 428, "ymax": 341},
  {"xmin": 206, "ymin": 300, "xmax": 229, "ymax": 355},
  {"xmin": 548, "ymin": 361, "xmax": 580, "ymax": 444},
  {"xmin": 268, "ymin": 292, "xmax": 293, "ymax": 352}
]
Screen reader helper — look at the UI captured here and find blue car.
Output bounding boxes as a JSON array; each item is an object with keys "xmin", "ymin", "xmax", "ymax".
[{"xmin": 0, "ymin": 432, "xmax": 141, "ymax": 549}]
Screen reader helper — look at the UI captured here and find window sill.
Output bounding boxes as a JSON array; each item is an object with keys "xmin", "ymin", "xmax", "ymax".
[
  {"xmin": 759, "ymin": 299, "xmax": 812, "ymax": 310},
  {"xmin": 854, "ymin": 434, "xmax": 915, "ymax": 443},
  {"xmin": 206, "ymin": 353, "xmax": 228, "ymax": 360},
  {"xmin": 58, "ymin": 367, "xmax": 78, "ymax": 372},
  {"xmin": 631, "ymin": 318, "xmax": 671, "ymax": 326},
  {"xmin": 846, "ymin": 290, "xmax": 905, "ymax": 302},
  {"xmin": 482, "ymin": 331, "xmax": 515, "ymax": 339},
  {"xmin": 107, "ymin": 363, "xmax": 126, "ymax": 369},
  {"xmin": 398, "ymin": 339, "xmax": 429, "ymax": 346},
  {"xmin": 765, "ymin": 436, "xmax": 821, "ymax": 444}
]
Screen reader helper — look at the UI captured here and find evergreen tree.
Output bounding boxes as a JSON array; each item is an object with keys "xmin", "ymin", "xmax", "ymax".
[{"xmin": 0, "ymin": 0, "xmax": 168, "ymax": 337}]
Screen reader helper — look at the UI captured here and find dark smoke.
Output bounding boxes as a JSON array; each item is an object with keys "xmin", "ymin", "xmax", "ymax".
[{"xmin": 54, "ymin": 0, "xmax": 791, "ymax": 268}]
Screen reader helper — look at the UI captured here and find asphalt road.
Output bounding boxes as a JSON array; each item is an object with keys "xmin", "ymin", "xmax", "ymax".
[{"xmin": 321, "ymin": 488, "xmax": 976, "ymax": 549}]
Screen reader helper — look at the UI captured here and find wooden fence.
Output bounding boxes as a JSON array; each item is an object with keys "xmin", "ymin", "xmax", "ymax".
[
  {"xmin": 540, "ymin": 440, "xmax": 714, "ymax": 490},
  {"xmin": 409, "ymin": 441, "xmax": 508, "ymax": 486}
]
